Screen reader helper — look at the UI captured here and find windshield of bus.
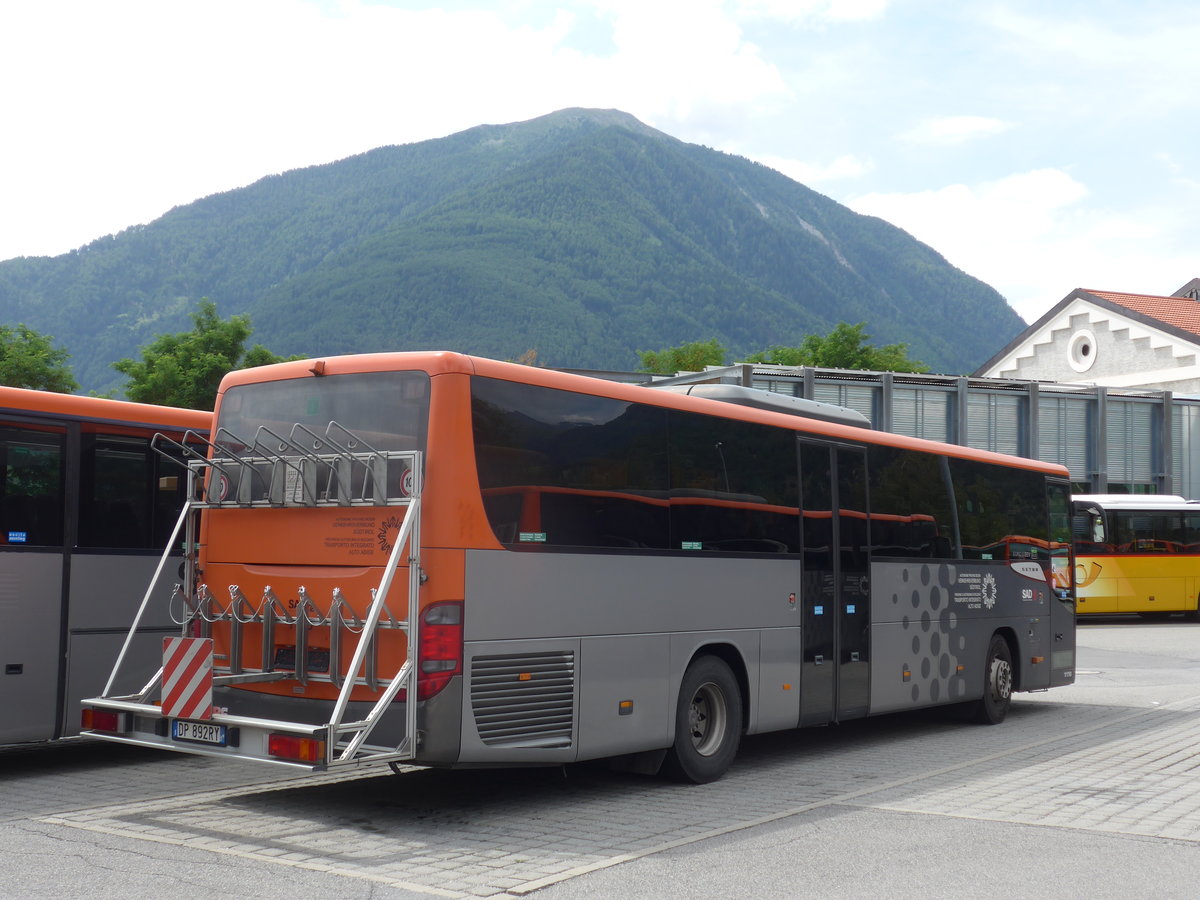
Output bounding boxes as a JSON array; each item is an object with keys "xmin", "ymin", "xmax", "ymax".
[{"xmin": 212, "ymin": 371, "xmax": 429, "ymax": 504}]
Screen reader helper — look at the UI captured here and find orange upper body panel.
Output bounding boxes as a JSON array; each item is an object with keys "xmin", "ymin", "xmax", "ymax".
[
  {"xmin": 203, "ymin": 351, "xmax": 1067, "ymax": 574},
  {"xmin": 0, "ymin": 384, "xmax": 210, "ymax": 432},
  {"xmin": 215, "ymin": 351, "xmax": 1069, "ymax": 479}
]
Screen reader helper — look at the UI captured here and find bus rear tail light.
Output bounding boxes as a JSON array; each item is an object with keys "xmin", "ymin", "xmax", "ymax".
[
  {"xmin": 415, "ymin": 601, "xmax": 463, "ymax": 701},
  {"xmin": 267, "ymin": 733, "xmax": 326, "ymax": 763},
  {"xmin": 81, "ymin": 708, "xmax": 127, "ymax": 734}
]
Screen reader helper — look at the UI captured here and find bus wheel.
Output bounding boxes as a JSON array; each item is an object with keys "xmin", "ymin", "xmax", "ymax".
[
  {"xmin": 663, "ymin": 656, "xmax": 743, "ymax": 784},
  {"xmin": 973, "ymin": 634, "xmax": 1013, "ymax": 725}
]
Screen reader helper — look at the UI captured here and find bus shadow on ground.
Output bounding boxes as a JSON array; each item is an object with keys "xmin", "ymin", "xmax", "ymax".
[{"xmin": 0, "ymin": 740, "xmax": 171, "ymax": 779}]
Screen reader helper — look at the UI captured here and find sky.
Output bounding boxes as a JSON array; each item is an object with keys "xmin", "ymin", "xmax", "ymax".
[{"xmin": 2, "ymin": 0, "xmax": 1197, "ymax": 324}]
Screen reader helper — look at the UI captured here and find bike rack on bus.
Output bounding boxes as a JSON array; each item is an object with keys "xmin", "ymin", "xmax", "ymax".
[{"xmin": 85, "ymin": 422, "xmax": 423, "ymax": 771}]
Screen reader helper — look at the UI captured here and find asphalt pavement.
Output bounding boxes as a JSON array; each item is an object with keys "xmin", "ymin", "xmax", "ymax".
[{"xmin": 4, "ymin": 617, "xmax": 1200, "ymax": 899}]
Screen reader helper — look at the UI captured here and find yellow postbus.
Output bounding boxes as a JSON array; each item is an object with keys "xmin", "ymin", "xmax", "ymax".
[{"xmin": 1072, "ymin": 493, "xmax": 1200, "ymax": 619}]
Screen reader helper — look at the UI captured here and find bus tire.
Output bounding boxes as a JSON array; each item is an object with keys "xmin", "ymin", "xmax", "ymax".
[
  {"xmin": 662, "ymin": 656, "xmax": 743, "ymax": 784},
  {"xmin": 973, "ymin": 633, "xmax": 1013, "ymax": 725}
]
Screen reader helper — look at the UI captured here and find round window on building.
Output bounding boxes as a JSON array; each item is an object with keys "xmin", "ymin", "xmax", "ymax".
[{"xmin": 1068, "ymin": 329, "xmax": 1098, "ymax": 373}]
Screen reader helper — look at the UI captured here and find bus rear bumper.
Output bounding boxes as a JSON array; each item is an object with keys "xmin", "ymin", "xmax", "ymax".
[
  {"xmin": 81, "ymin": 698, "xmax": 332, "ymax": 770},
  {"xmin": 80, "ymin": 677, "xmax": 464, "ymax": 771}
]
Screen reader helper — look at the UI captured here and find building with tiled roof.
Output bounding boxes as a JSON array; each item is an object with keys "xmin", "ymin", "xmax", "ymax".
[{"xmin": 975, "ymin": 279, "xmax": 1200, "ymax": 391}]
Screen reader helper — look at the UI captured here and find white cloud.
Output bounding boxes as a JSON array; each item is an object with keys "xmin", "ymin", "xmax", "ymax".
[
  {"xmin": 753, "ymin": 153, "xmax": 873, "ymax": 184},
  {"xmin": 978, "ymin": 6, "xmax": 1200, "ymax": 117},
  {"xmin": 900, "ymin": 116, "xmax": 1013, "ymax": 145},
  {"xmin": 1155, "ymin": 151, "xmax": 1200, "ymax": 192},
  {"xmin": 0, "ymin": 0, "xmax": 791, "ymax": 260},
  {"xmin": 734, "ymin": 0, "xmax": 890, "ymax": 24},
  {"xmin": 581, "ymin": 0, "xmax": 789, "ymax": 116},
  {"xmin": 845, "ymin": 169, "xmax": 1195, "ymax": 322}
]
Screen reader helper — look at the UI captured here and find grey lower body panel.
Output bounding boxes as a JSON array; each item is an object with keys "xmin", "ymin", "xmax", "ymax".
[
  {"xmin": 869, "ymin": 559, "xmax": 1059, "ymax": 714},
  {"xmin": 456, "ymin": 627, "xmax": 798, "ymax": 766},
  {"xmin": 456, "ymin": 549, "xmax": 804, "ymax": 766},
  {"xmin": 438, "ymin": 553, "xmax": 1068, "ymax": 768},
  {"xmin": 0, "ymin": 550, "xmax": 184, "ymax": 745},
  {"xmin": 1, "ymin": 553, "xmax": 64, "ymax": 743}
]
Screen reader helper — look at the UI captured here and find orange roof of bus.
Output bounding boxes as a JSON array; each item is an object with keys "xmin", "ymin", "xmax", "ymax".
[
  {"xmin": 0, "ymin": 385, "xmax": 210, "ymax": 430},
  {"xmin": 215, "ymin": 351, "xmax": 1068, "ymax": 478}
]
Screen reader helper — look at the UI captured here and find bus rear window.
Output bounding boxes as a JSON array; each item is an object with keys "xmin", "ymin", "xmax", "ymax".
[
  {"xmin": 216, "ymin": 372, "xmax": 429, "ymax": 455},
  {"xmin": 213, "ymin": 372, "xmax": 429, "ymax": 504}
]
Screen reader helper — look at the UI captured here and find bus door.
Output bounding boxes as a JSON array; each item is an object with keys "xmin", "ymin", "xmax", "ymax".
[
  {"xmin": 798, "ymin": 441, "xmax": 871, "ymax": 726},
  {"xmin": 1047, "ymin": 480, "xmax": 1077, "ymax": 687},
  {"xmin": 0, "ymin": 423, "xmax": 68, "ymax": 744}
]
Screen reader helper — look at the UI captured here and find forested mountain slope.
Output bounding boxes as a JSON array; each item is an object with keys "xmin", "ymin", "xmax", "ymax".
[{"xmin": 0, "ymin": 108, "xmax": 1023, "ymax": 392}]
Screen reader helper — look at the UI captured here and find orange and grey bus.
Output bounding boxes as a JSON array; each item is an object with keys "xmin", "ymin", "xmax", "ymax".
[
  {"xmin": 83, "ymin": 352, "xmax": 1075, "ymax": 782},
  {"xmin": 1, "ymin": 386, "xmax": 209, "ymax": 744}
]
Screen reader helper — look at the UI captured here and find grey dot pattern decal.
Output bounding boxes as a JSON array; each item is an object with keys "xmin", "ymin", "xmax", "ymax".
[{"xmin": 888, "ymin": 562, "xmax": 971, "ymax": 706}]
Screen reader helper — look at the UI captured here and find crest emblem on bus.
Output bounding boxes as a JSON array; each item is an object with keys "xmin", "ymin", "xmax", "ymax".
[
  {"xmin": 378, "ymin": 515, "xmax": 404, "ymax": 554},
  {"xmin": 982, "ymin": 573, "xmax": 998, "ymax": 610}
]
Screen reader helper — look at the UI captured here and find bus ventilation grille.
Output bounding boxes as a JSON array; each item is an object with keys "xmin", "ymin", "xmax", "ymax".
[{"xmin": 470, "ymin": 651, "xmax": 575, "ymax": 748}]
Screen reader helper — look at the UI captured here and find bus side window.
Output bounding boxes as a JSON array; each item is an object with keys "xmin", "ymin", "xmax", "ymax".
[
  {"xmin": 950, "ymin": 457, "xmax": 1050, "ymax": 560},
  {"xmin": 471, "ymin": 378, "xmax": 671, "ymax": 551},
  {"xmin": 668, "ymin": 411, "xmax": 799, "ymax": 554},
  {"xmin": 152, "ymin": 442, "xmax": 195, "ymax": 548},
  {"xmin": 0, "ymin": 427, "xmax": 65, "ymax": 546},
  {"xmin": 867, "ymin": 445, "xmax": 957, "ymax": 559},
  {"xmin": 1185, "ymin": 512, "xmax": 1200, "ymax": 551},
  {"xmin": 78, "ymin": 435, "xmax": 152, "ymax": 549}
]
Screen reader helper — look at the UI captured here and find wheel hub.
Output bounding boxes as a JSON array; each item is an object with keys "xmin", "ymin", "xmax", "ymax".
[
  {"xmin": 988, "ymin": 657, "xmax": 1012, "ymax": 702},
  {"xmin": 688, "ymin": 682, "xmax": 727, "ymax": 757}
]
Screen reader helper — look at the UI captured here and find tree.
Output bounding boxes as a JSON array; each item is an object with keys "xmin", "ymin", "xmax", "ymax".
[
  {"xmin": 638, "ymin": 338, "xmax": 727, "ymax": 375},
  {"xmin": 746, "ymin": 322, "xmax": 928, "ymax": 373},
  {"xmin": 113, "ymin": 300, "xmax": 298, "ymax": 410},
  {"xmin": 0, "ymin": 324, "xmax": 79, "ymax": 392},
  {"xmin": 512, "ymin": 349, "xmax": 543, "ymax": 366}
]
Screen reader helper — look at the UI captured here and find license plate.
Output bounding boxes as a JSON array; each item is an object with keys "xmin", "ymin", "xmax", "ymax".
[{"xmin": 171, "ymin": 719, "xmax": 227, "ymax": 746}]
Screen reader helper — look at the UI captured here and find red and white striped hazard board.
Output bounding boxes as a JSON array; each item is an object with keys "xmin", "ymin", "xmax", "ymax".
[{"xmin": 162, "ymin": 636, "xmax": 214, "ymax": 720}]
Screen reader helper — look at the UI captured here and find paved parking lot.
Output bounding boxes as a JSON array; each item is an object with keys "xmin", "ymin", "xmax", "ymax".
[{"xmin": 5, "ymin": 620, "xmax": 1200, "ymax": 898}]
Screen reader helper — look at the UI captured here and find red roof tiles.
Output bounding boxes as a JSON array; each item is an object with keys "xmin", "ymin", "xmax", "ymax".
[{"xmin": 1085, "ymin": 289, "xmax": 1200, "ymax": 337}]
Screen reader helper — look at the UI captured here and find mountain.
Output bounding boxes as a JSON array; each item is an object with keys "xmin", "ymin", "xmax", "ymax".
[{"xmin": 0, "ymin": 108, "xmax": 1024, "ymax": 393}]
